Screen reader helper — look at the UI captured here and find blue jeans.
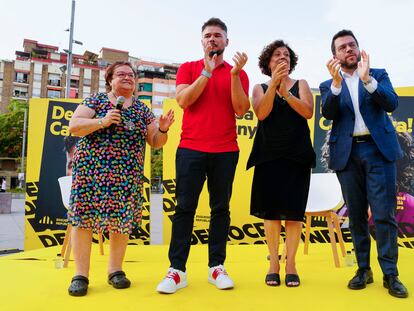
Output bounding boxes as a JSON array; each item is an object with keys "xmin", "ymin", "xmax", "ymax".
[{"xmin": 168, "ymin": 148, "xmax": 239, "ymax": 271}]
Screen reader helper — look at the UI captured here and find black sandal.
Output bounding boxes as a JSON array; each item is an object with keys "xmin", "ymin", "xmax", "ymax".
[
  {"xmin": 108, "ymin": 271, "xmax": 131, "ymax": 289},
  {"xmin": 68, "ymin": 275, "xmax": 89, "ymax": 296},
  {"xmin": 285, "ymin": 274, "xmax": 300, "ymax": 287},
  {"xmin": 265, "ymin": 273, "xmax": 281, "ymax": 286}
]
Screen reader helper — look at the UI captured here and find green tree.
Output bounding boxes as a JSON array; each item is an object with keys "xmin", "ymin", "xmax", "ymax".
[
  {"xmin": 0, "ymin": 99, "xmax": 28, "ymax": 157},
  {"xmin": 151, "ymin": 148, "xmax": 163, "ymax": 178}
]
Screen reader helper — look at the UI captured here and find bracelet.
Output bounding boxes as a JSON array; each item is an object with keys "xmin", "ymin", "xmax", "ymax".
[
  {"xmin": 284, "ymin": 91, "xmax": 293, "ymax": 101},
  {"xmin": 201, "ymin": 69, "xmax": 212, "ymax": 78},
  {"xmin": 98, "ymin": 119, "xmax": 104, "ymax": 129},
  {"xmin": 158, "ymin": 127, "xmax": 168, "ymax": 134}
]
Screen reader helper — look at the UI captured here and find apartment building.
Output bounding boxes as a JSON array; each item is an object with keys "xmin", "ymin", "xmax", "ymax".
[{"xmin": 0, "ymin": 39, "xmax": 179, "ymax": 113}]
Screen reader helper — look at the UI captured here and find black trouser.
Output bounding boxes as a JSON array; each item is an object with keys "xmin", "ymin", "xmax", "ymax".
[{"xmin": 168, "ymin": 148, "xmax": 239, "ymax": 271}]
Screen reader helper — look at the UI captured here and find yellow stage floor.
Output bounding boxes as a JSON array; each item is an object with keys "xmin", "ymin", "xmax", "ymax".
[{"xmin": 0, "ymin": 243, "xmax": 413, "ymax": 310}]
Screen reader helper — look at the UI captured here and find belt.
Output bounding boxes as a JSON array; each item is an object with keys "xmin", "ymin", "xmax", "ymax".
[{"xmin": 353, "ymin": 135, "xmax": 373, "ymax": 143}]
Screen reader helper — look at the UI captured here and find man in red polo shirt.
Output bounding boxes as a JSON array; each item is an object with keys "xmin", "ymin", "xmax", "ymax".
[{"xmin": 157, "ymin": 17, "xmax": 250, "ymax": 294}]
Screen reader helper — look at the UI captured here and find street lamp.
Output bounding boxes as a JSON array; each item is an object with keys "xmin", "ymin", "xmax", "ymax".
[
  {"xmin": 19, "ymin": 107, "xmax": 27, "ymax": 188},
  {"xmin": 64, "ymin": 0, "xmax": 83, "ymax": 98}
]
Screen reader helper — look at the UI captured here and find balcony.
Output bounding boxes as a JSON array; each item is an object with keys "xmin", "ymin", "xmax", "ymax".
[
  {"xmin": 14, "ymin": 78, "xmax": 28, "ymax": 84},
  {"xmin": 74, "ymin": 58, "xmax": 98, "ymax": 67},
  {"xmin": 31, "ymin": 49, "xmax": 48, "ymax": 60},
  {"xmin": 137, "ymin": 91, "xmax": 153, "ymax": 97},
  {"xmin": 47, "ymin": 79, "xmax": 61, "ymax": 87},
  {"xmin": 12, "ymin": 92, "xmax": 29, "ymax": 99},
  {"xmin": 47, "ymin": 89, "xmax": 62, "ymax": 99},
  {"xmin": 15, "ymin": 51, "xmax": 31, "ymax": 60}
]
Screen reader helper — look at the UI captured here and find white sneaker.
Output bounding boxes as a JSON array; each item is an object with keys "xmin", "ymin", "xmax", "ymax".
[
  {"xmin": 156, "ymin": 268, "xmax": 188, "ymax": 294},
  {"xmin": 208, "ymin": 265, "xmax": 234, "ymax": 289}
]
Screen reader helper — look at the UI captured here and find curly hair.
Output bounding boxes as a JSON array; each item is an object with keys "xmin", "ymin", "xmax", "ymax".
[
  {"xmin": 104, "ymin": 61, "xmax": 136, "ymax": 92},
  {"xmin": 258, "ymin": 40, "xmax": 298, "ymax": 77}
]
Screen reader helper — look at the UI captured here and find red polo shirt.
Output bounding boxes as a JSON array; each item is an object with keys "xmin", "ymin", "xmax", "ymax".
[{"xmin": 176, "ymin": 59, "xmax": 249, "ymax": 153}]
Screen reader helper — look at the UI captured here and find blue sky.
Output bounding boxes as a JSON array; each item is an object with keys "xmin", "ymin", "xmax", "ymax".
[{"xmin": 1, "ymin": 0, "xmax": 413, "ymax": 90}]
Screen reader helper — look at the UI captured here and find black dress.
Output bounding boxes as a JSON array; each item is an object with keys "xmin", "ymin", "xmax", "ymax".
[{"xmin": 247, "ymin": 81, "xmax": 316, "ymax": 221}]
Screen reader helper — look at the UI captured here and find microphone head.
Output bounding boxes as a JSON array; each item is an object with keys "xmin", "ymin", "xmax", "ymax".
[
  {"xmin": 208, "ymin": 49, "xmax": 224, "ymax": 57},
  {"xmin": 116, "ymin": 96, "xmax": 125, "ymax": 110}
]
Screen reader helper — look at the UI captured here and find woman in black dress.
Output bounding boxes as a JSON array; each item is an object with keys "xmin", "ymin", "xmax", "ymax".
[{"xmin": 247, "ymin": 40, "xmax": 315, "ymax": 287}]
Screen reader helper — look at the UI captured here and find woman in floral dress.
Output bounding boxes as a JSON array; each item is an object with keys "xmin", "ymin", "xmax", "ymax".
[{"xmin": 67, "ymin": 61, "xmax": 174, "ymax": 296}]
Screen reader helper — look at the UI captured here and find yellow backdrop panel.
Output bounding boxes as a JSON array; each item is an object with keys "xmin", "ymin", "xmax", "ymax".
[{"xmin": 25, "ymin": 98, "xmax": 152, "ymax": 250}]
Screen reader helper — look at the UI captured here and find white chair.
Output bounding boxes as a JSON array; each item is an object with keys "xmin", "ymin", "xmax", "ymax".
[
  {"xmin": 58, "ymin": 176, "xmax": 72, "ymax": 210},
  {"xmin": 58, "ymin": 176, "xmax": 104, "ymax": 268},
  {"xmin": 303, "ymin": 173, "xmax": 346, "ymax": 267}
]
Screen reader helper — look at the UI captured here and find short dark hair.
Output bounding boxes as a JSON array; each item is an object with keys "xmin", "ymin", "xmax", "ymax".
[
  {"xmin": 104, "ymin": 61, "xmax": 136, "ymax": 91},
  {"xmin": 201, "ymin": 17, "xmax": 227, "ymax": 33},
  {"xmin": 331, "ymin": 29, "xmax": 359, "ymax": 55},
  {"xmin": 258, "ymin": 40, "xmax": 298, "ymax": 77},
  {"xmin": 63, "ymin": 136, "xmax": 80, "ymax": 153}
]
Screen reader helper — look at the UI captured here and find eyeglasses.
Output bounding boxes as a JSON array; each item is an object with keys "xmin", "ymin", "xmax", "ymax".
[
  {"xmin": 114, "ymin": 72, "xmax": 135, "ymax": 79},
  {"xmin": 336, "ymin": 42, "xmax": 358, "ymax": 53}
]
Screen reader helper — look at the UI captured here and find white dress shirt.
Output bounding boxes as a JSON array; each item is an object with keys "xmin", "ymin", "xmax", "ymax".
[{"xmin": 331, "ymin": 70, "xmax": 378, "ymax": 136}]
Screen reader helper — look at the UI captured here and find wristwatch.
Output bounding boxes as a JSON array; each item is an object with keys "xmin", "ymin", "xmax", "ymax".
[
  {"xmin": 363, "ymin": 77, "xmax": 373, "ymax": 86},
  {"xmin": 201, "ymin": 69, "xmax": 212, "ymax": 78}
]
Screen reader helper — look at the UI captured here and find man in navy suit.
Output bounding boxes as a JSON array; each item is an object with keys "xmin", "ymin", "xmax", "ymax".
[{"xmin": 320, "ymin": 29, "xmax": 408, "ymax": 298}]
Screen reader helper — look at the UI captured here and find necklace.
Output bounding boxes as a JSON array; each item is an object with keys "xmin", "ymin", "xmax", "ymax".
[
  {"xmin": 125, "ymin": 119, "xmax": 136, "ymax": 131},
  {"xmin": 109, "ymin": 92, "xmax": 136, "ymax": 131}
]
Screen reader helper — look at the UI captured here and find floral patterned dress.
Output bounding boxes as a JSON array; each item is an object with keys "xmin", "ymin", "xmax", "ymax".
[{"xmin": 68, "ymin": 93, "xmax": 155, "ymax": 234}]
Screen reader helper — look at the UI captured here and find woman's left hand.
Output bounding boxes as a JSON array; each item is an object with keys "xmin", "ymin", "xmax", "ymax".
[
  {"xmin": 159, "ymin": 109, "xmax": 175, "ymax": 132},
  {"xmin": 278, "ymin": 77, "xmax": 289, "ymax": 98}
]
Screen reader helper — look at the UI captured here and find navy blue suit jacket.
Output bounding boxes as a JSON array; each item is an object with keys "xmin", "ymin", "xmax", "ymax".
[{"xmin": 319, "ymin": 68, "xmax": 402, "ymax": 171}]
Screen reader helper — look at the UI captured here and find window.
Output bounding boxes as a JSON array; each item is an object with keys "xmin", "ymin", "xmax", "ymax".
[
  {"xmin": 48, "ymin": 73, "xmax": 61, "ymax": 86},
  {"xmin": 153, "ymin": 83, "xmax": 169, "ymax": 93},
  {"xmin": 33, "ymin": 73, "xmax": 42, "ymax": 82},
  {"xmin": 15, "ymin": 72, "xmax": 28, "ymax": 83},
  {"xmin": 32, "ymin": 88, "xmax": 41, "ymax": 97},
  {"xmin": 138, "ymin": 83, "xmax": 152, "ymax": 92},
  {"xmin": 47, "ymin": 89, "xmax": 61, "ymax": 98},
  {"xmin": 83, "ymin": 78, "xmax": 91, "ymax": 86},
  {"xmin": 70, "ymin": 79, "xmax": 79, "ymax": 88}
]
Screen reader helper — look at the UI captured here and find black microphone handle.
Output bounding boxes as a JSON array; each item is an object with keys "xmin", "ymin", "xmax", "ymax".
[{"xmin": 110, "ymin": 104, "xmax": 122, "ymax": 130}]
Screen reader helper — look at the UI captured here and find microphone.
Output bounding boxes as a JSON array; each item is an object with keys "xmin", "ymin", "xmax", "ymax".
[
  {"xmin": 209, "ymin": 49, "xmax": 224, "ymax": 57},
  {"xmin": 111, "ymin": 96, "xmax": 125, "ymax": 130},
  {"xmin": 116, "ymin": 96, "xmax": 125, "ymax": 110}
]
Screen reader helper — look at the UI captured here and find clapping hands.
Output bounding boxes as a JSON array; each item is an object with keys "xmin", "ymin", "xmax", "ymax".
[
  {"xmin": 357, "ymin": 50, "xmax": 370, "ymax": 83},
  {"xmin": 231, "ymin": 52, "xmax": 248, "ymax": 75}
]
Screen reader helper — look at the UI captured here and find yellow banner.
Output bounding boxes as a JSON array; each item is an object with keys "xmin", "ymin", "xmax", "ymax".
[
  {"xmin": 162, "ymin": 98, "xmax": 315, "ymax": 245},
  {"xmin": 162, "ymin": 91, "xmax": 414, "ymax": 248},
  {"xmin": 25, "ymin": 98, "xmax": 152, "ymax": 250}
]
